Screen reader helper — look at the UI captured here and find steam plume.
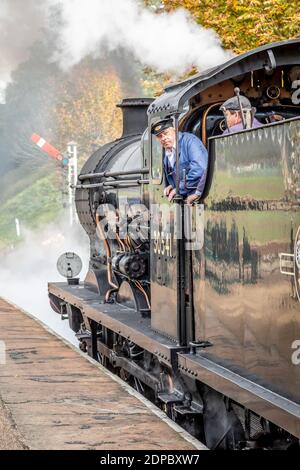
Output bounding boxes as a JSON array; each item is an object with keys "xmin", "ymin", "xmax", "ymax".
[
  {"xmin": 53, "ymin": 0, "xmax": 232, "ymax": 74},
  {"xmin": 0, "ymin": 1, "xmax": 49, "ymax": 96},
  {"xmin": 0, "ymin": 0, "xmax": 231, "ymax": 95},
  {"xmin": 0, "ymin": 0, "xmax": 232, "ymax": 339},
  {"xmin": 0, "ymin": 220, "xmax": 89, "ymax": 343}
]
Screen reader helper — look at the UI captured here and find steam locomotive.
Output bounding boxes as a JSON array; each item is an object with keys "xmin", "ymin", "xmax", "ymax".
[{"xmin": 49, "ymin": 39, "xmax": 300, "ymax": 449}]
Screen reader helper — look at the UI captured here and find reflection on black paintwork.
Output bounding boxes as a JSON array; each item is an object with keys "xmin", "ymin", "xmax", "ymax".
[
  {"xmin": 205, "ymin": 220, "xmax": 259, "ymax": 294},
  {"xmin": 193, "ymin": 118, "xmax": 300, "ymax": 402}
]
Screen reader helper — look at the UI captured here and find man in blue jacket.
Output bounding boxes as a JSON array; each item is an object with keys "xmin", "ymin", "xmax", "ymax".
[{"xmin": 152, "ymin": 119, "xmax": 208, "ymax": 204}]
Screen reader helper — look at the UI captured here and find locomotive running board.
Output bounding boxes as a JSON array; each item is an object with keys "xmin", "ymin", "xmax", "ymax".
[
  {"xmin": 178, "ymin": 352, "xmax": 300, "ymax": 439},
  {"xmin": 48, "ymin": 282, "xmax": 188, "ymax": 366}
]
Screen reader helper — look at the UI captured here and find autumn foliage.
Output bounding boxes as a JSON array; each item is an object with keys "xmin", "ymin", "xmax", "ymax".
[
  {"xmin": 54, "ymin": 62, "xmax": 123, "ymax": 160},
  {"xmin": 54, "ymin": 2, "xmax": 300, "ymax": 155},
  {"xmin": 157, "ymin": 0, "xmax": 300, "ymax": 54}
]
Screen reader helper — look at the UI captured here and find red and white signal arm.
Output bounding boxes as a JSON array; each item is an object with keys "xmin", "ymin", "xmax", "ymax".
[{"xmin": 31, "ymin": 133, "xmax": 63, "ymax": 161}]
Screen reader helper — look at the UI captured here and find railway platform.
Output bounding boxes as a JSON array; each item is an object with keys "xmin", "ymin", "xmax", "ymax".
[{"xmin": 0, "ymin": 297, "xmax": 206, "ymax": 450}]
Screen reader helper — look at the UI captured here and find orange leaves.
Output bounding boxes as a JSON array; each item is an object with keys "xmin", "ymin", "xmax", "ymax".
[
  {"xmin": 155, "ymin": 0, "xmax": 300, "ymax": 55},
  {"xmin": 54, "ymin": 61, "xmax": 122, "ymax": 161}
]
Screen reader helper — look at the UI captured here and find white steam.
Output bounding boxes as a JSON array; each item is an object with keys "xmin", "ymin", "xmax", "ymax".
[
  {"xmin": 0, "ymin": 220, "xmax": 89, "ymax": 343},
  {"xmin": 0, "ymin": 0, "xmax": 232, "ymax": 99},
  {"xmin": 0, "ymin": 1, "xmax": 48, "ymax": 97},
  {"xmin": 53, "ymin": 0, "xmax": 231, "ymax": 74},
  {"xmin": 0, "ymin": 0, "xmax": 231, "ymax": 338}
]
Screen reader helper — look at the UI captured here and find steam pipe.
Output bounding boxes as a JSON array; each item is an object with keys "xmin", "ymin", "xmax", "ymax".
[
  {"xmin": 201, "ymin": 102, "xmax": 223, "ymax": 147},
  {"xmin": 134, "ymin": 280, "xmax": 151, "ymax": 310},
  {"xmin": 75, "ymin": 179, "xmax": 149, "ymax": 190},
  {"xmin": 79, "ymin": 168, "xmax": 149, "ymax": 181},
  {"xmin": 95, "ymin": 213, "xmax": 119, "ymax": 302}
]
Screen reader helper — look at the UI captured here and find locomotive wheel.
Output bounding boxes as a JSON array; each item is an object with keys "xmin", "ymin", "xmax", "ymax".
[{"xmin": 97, "ymin": 351, "xmax": 108, "ymax": 368}]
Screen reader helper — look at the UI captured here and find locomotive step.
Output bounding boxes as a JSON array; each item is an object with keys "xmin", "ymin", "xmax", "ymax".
[{"xmin": 48, "ymin": 282, "xmax": 189, "ymax": 366}]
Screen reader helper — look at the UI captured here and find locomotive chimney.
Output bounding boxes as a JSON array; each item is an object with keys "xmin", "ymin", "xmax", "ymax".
[{"xmin": 117, "ymin": 98, "xmax": 154, "ymax": 138}]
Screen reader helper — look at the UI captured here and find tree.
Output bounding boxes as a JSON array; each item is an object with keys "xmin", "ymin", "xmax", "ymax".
[{"xmin": 54, "ymin": 60, "xmax": 123, "ymax": 160}]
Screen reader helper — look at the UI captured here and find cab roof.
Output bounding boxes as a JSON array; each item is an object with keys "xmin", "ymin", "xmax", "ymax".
[{"xmin": 147, "ymin": 38, "xmax": 300, "ymax": 117}]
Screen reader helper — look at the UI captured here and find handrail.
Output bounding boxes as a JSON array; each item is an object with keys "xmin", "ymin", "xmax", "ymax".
[{"xmin": 78, "ymin": 168, "xmax": 149, "ymax": 181}]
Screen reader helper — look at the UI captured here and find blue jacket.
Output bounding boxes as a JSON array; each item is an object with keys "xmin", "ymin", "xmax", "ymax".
[{"xmin": 163, "ymin": 132, "xmax": 208, "ymax": 197}]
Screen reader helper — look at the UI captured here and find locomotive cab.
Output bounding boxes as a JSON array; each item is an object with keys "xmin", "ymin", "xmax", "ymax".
[
  {"xmin": 48, "ymin": 39, "xmax": 300, "ymax": 448},
  {"xmin": 147, "ymin": 39, "xmax": 300, "ymax": 444},
  {"xmin": 148, "ymin": 41, "xmax": 300, "ymax": 344}
]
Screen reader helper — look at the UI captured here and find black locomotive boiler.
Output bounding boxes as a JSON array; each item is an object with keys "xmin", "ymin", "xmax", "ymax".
[{"xmin": 49, "ymin": 39, "xmax": 300, "ymax": 449}]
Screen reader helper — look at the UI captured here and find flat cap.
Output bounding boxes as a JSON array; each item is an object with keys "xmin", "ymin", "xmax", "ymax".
[
  {"xmin": 220, "ymin": 95, "xmax": 252, "ymax": 111},
  {"xmin": 152, "ymin": 118, "xmax": 174, "ymax": 136}
]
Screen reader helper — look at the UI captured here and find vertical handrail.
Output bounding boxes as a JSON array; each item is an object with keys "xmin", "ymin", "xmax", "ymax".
[{"xmin": 174, "ymin": 114, "xmax": 187, "ymax": 347}]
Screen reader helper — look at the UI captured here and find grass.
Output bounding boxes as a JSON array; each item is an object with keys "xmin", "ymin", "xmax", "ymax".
[{"xmin": 0, "ymin": 173, "xmax": 62, "ymax": 249}]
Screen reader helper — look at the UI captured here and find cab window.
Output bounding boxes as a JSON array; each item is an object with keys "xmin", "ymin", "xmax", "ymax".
[
  {"xmin": 141, "ymin": 129, "xmax": 149, "ymax": 167},
  {"xmin": 151, "ymin": 131, "xmax": 163, "ymax": 183}
]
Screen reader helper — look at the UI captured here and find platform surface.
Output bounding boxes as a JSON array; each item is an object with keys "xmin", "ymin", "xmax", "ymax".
[{"xmin": 0, "ymin": 298, "xmax": 205, "ymax": 450}]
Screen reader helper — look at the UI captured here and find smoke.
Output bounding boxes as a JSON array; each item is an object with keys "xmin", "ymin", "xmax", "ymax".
[
  {"xmin": 53, "ymin": 0, "xmax": 231, "ymax": 74},
  {"xmin": 0, "ymin": 0, "xmax": 232, "ymax": 339},
  {"xmin": 0, "ymin": 219, "xmax": 89, "ymax": 343},
  {"xmin": 0, "ymin": 1, "xmax": 50, "ymax": 97},
  {"xmin": 0, "ymin": 0, "xmax": 233, "ymax": 193},
  {"xmin": 0, "ymin": 0, "xmax": 231, "ymax": 95}
]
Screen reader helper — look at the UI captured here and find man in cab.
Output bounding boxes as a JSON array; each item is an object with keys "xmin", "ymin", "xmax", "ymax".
[{"xmin": 152, "ymin": 119, "xmax": 208, "ymax": 205}]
